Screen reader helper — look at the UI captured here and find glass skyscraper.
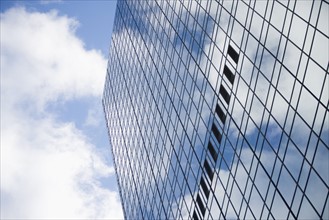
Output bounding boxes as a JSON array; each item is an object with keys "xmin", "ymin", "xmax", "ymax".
[{"xmin": 103, "ymin": 0, "xmax": 328, "ymax": 219}]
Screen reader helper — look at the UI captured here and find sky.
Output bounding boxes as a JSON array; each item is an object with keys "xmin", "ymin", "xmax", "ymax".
[
  {"xmin": 1, "ymin": 0, "xmax": 328, "ymax": 219},
  {"xmin": 0, "ymin": 0, "xmax": 124, "ymax": 219}
]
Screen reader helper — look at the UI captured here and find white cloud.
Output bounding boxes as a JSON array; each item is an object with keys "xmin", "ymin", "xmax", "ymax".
[
  {"xmin": 1, "ymin": 113, "xmax": 122, "ymax": 219},
  {"xmin": 1, "ymin": 7, "xmax": 106, "ymax": 111},
  {"xmin": 0, "ymin": 7, "xmax": 123, "ymax": 219}
]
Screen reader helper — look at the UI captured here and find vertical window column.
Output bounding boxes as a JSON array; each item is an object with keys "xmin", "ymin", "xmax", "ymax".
[{"xmin": 192, "ymin": 43, "xmax": 240, "ymax": 220}]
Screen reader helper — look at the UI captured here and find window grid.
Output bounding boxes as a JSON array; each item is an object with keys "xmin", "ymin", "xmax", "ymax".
[{"xmin": 103, "ymin": 0, "xmax": 329, "ymax": 219}]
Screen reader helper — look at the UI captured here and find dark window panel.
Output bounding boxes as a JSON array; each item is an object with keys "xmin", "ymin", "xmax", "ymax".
[
  {"xmin": 193, "ymin": 210, "xmax": 199, "ymax": 220},
  {"xmin": 219, "ymin": 85, "xmax": 231, "ymax": 105},
  {"xmin": 215, "ymin": 103, "xmax": 226, "ymax": 124},
  {"xmin": 196, "ymin": 194, "xmax": 206, "ymax": 216},
  {"xmin": 212, "ymin": 124, "xmax": 222, "ymax": 144},
  {"xmin": 208, "ymin": 141, "xmax": 218, "ymax": 162},
  {"xmin": 204, "ymin": 159, "xmax": 214, "ymax": 181},
  {"xmin": 223, "ymin": 65, "xmax": 235, "ymax": 84},
  {"xmin": 200, "ymin": 176, "xmax": 210, "ymax": 198},
  {"xmin": 227, "ymin": 44, "xmax": 239, "ymax": 64}
]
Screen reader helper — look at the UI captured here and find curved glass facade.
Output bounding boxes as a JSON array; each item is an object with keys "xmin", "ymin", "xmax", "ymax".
[{"xmin": 103, "ymin": 1, "xmax": 329, "ymax": 219}]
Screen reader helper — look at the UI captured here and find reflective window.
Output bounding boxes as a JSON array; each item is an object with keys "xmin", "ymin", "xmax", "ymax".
[{"xmin": 103, "ymin": 1, "xmax": 329, "ymax": 219}]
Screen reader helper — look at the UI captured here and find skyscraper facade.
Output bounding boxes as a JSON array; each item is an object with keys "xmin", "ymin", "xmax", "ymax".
[{"xmin": 103, "ymin": 0, "xmax": 328, "ymax": 219}]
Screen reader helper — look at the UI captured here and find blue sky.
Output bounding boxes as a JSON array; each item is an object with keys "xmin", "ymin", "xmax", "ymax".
[
  {"xmin": 1, "ymin": 0, "xmax": 117, "ymax": 55},
  {"xmin": 1, "ymin": 0, "xmax": 124, "ymax": 219}
]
